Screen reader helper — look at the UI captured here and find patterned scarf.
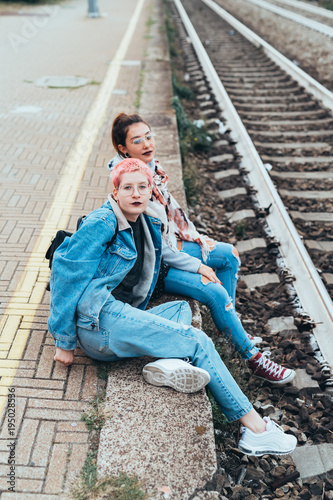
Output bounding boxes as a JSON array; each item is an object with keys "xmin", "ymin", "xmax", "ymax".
[{"xmin": 152, "ymin": 161, "xmax": 211, "ymax": 262}]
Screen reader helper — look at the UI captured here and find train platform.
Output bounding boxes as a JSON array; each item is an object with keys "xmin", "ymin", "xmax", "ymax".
[{"xmin": 0, "ymin": 0, "xmax": 217, "ymax": 498}]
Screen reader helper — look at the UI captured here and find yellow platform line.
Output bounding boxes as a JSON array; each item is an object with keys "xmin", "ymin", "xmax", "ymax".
[{"xmin": 0, "ymin": 0, "xmax": 147, "ymax": 417}]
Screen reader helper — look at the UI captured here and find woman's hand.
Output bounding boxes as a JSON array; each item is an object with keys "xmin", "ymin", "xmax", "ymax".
[
  {"xmin": 198, "ymin": 264, "xmax": 221, "ymax": 284},
  {"xmin": 54, "ymin": 347, "xmax": 75, "ymax": 366}
]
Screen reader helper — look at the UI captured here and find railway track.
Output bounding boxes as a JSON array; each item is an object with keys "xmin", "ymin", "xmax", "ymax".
[
  {"xmin": 244, "ymin": 0, "xmax": 333, "ymax": 37},
  {"xmin": 169, "ymin": 0, "xmax": 333, "ymax": 376},
  {"xmin": 270, "ymin": 0, "xmax": 333, "ymax": 20}
]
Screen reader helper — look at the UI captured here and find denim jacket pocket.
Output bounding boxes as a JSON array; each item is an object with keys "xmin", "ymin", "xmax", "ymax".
[{"xmin": 97, "ymin": 243, "xmax": 136, "ymax": 277}]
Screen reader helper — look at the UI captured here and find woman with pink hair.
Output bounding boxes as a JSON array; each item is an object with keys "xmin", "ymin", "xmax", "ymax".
[{"xmin": 48, "ymin": 157, "xmax": 297, "ymax": 457}]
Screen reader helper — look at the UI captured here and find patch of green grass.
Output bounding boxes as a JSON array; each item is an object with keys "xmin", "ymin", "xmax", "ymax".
[
  {"xmin": 89, "ymin": 80, "xmax": 101, "ymax": 86},
  {"xmin": 318, "ymin": 0, "xmax": 333, "ymax": 10},
  {"xmin": 133, "ymin": 66, "xmax": 145, "ymax": 110},
  {"xmin": 164, "ymin": 5, "xmax": 178, "ymax": 58},
  {"xmin": 145, "ymin": 14, "xmax": 157, "ymax": 39},
  {"xmin": 182, "ymin": 158, "xmax": 201, "ymax": 206},
  {"xmin": 172, "ymin": 74, "xmax": 194, "ymax": 101},
  {"xmin": 81, "ymin": 395, "xmax": 106, "ymax": 433},
  {"xmin": 171, "ymin": 96, "xmax": 214, "ymax": 155},
  {"xmin": 71, "ymin": 458, "xmax": 147, "ymax": 500},
  {"xmin": 96, "ymin": 362, "xmax": 113, "ymax": 381},
  {"xmin": 235, "ymin": 221, "xmax": 247, "ymax": 238},
  {"xmin": 70, "ymin": 450, "xmax": 97, "ymax": 499}
]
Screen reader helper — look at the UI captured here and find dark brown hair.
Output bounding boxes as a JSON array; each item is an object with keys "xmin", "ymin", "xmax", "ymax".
[{"xmin": 111, "ymin": 113, "xmax": 150, "ymax": 157}]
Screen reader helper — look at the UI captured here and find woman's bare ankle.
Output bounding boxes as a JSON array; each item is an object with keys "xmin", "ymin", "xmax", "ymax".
[{"xmin": 240, "ymin": 408, "xmax": 266, "ymax": 434}]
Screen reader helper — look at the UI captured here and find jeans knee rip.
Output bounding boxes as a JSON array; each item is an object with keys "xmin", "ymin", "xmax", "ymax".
[
  {"xmin": 225, "ymin": 302, "xmax": 234, "ymax": 312},
  {"xmin": 206, "ymin": 239, "xmax": 216, "ymax": 251},
  {"xmin": 201, "ymin": 276, "xmax": 214, "ymax": 285}
]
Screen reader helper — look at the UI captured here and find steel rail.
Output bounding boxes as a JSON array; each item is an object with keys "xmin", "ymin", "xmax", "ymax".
[
  {"xmin": 272, "ymin": 0, "xmax": 333, "ymax": 19},
  {"xmin": 173, "ymin": 0, "xmax": 333, "ymax": 370},
  {"xmin": 200, "ymin": 0, "xmax": 333, "ymax": 111},
  {"xmin": 245, "ymin": 0, "xmax": 333, "ymax": 37}
]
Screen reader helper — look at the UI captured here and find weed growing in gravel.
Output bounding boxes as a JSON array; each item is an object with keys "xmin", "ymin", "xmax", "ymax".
[
  {"xmin": 172, "ymin": 73, "xmax": 194, "ymax": 101},
  {"xmin": 171, "ymin": 96, "xmax": 214, "ymax": 155},
  {"xmin": 71, "ymin": 454, "xmax": 146, "ymax": 500},
  {"xmin": 97, "ymin": 361, "xmax": 114, "ymax": 381},
  {"xmin": 164, "ymin": 6, "xmax": 178, "ymax": 58},
  {"xmin": 235, "ymin": 221, "xmax": 247, "ymax": 238},
  {"xmin": 81, "ymin": 394, "xmax": 106, "ymax": 433},
  {"xmin": 317, "ymin": 0, "xmax": 333, "ymax": 10},
  {"xmin": 183, "ymin": 158, "xmax": 201, "ymax": 206},
  {"xmin": 133, "ymin": 66, "xmax": 145, "ymax": 111}
]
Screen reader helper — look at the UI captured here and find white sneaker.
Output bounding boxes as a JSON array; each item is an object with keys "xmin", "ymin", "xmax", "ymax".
[
  {"xmin": 238, "ymin": 417, "xmax": 297, "ymax": 456},
  {"xmin": 247, "ymin": 333, "xmax": 263, "ymax": 345},
  {"xmin": 142, "ymin": 358, "xmax": 210, "ymax": 393}
]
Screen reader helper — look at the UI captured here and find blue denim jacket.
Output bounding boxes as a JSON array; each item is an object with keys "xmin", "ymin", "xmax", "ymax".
[{"xmin": 48, "ymin": 197, "xmax": 162, "ymax": 351}]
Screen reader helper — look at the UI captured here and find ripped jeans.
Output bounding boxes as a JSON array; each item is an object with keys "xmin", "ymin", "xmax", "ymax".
[
  {"xmin": 164, "ymin": 241, "xmax": 259, "ymax": 360},
  {"xmin": 77, "ymin": 298, "xmax": 252, "ymax": 422}
]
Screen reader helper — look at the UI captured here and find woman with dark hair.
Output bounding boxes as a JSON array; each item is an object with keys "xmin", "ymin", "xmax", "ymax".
[
  {"xmin": 108, "ymin": 113, "xmax": 295, "ymax": 386},
  {"xmin": 49, "ymin": 157, "xmax": 297, "ymax": 457}
]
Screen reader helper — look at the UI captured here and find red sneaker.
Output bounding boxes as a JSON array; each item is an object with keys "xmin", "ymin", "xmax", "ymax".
[{"xmin": 248, "ymin": 351, "xmax": 295, "ymax": 385}]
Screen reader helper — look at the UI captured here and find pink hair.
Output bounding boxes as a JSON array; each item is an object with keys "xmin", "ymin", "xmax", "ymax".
[{"xmin": 111, "ymin": 158, "xmax": 153, "ymax": 189}]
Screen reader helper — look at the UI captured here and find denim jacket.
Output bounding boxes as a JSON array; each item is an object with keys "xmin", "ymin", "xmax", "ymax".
[{"xmin": 48, "ymin": 197, "xmax": 162, "ymax": 351}]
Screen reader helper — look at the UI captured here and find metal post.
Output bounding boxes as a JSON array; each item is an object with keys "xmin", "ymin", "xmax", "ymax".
[{"xmin": 88, "ymin": 0, "xmax": 99, "ymax": 18}]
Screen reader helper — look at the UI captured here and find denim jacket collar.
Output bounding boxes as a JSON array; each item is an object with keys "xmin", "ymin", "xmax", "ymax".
[{"xmin": 107, "ymin": 194, "xmax": 160, "ymax": 230}]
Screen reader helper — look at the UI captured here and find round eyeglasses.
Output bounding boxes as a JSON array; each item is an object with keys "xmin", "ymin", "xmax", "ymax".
[
  {"xmin": 132, "ymin": 132, "xmax": 156, "ymax": 146},
  {"xmin": 118, "ymin": 184, "xmax": 151, "ymax": 196}
]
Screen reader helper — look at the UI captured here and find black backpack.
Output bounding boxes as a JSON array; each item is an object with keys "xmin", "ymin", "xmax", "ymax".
[{"xmin": 45, "ymin": 215, "xmax": 118, "ymax": 291}]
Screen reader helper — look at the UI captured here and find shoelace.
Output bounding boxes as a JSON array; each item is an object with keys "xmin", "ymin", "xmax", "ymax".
[{"xmin": 255, "ymin": 352, "xmax": 284, "ymax": 377}]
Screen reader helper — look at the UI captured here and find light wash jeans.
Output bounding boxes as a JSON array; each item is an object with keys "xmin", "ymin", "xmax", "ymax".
[
  {"xmin": 77, "ymin": 298, "xmax": 253, "ymax": 422},
  {"xmin": 164, "ymin": 241, "xmax": 259, "ymax": 361}
]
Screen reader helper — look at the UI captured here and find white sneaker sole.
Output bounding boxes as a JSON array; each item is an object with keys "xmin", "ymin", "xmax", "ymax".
[
  {"xmin": 142, "ymin": 365, "xmax": 210, "ymax": 393},
  {"xmin": 238, "ymin": 442, "xmax": 296, "ymax": 456}
]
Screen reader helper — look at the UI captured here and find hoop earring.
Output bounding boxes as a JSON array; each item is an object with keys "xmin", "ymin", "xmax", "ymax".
[{"xmin": 125, "ymin": 153, "xmax": 130, "ymax": 158}]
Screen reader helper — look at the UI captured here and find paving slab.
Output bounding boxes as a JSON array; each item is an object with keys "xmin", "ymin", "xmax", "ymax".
[
  {"xmin": 214, "ymin": 169, "xmax": 239, "ymax": 180},
  {"xmin": 263, "ymin": 156, "xmax": 333, "ymax": 164},
  {"xmin": 292, "ymin": 368, "xmax": 320, "ymax": 395},
  {"xmin": 236, "ymin": 238, "xmax": 266, "ymax": 254},
  {"xmin": 241, "ymin": 273, "xmax": 280, "ymax": 289},
  {"xmin": 323, "ymin": 273, "xmax": 333, "ymax": 286},
  {"xmin": 306, "ymin": 240, "xmax": 333, "ymax": 252},
  {"xmin": 271, "ymin": 170, "xmax": 333, "ymax": 179},
  {"xmin": 213, "ymin": 139, "xmax": 229, "ymax": 148},
  {"xmin": 218, "ymin": 187, "xmax": 247, "ymax": 199},
  {"xmin": 291, "ymin": 211, "xmax": 333, "ymax": 223},
  {"xmin": 292, "ymin": 443, "xmax": 333, "ymax": 480},
  {"xmin": 209, "ymin": 153, "xmax": 234, "ymax": 163},
  {"xmin": 280, "ymin": 190, "xmax": 333, "ymax": 199},
  {"xmin": 226, "ymin": 209, "xmax": 256, "ymax": 223},
  {"xmin": 266, "ymin": 316, "xmax": 298, "ymax": 336},
  {"xmin": 98, "ymin": 358, "xmax": 217, "ymax": 499}
]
